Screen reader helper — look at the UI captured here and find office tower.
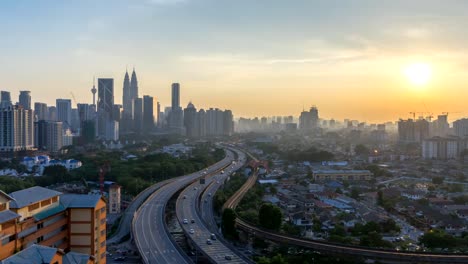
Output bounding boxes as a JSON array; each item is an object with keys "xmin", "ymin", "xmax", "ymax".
[
  {"xmin": 299, "ymin": 106, "xmax": 319, "ymax": 131},
  {"xmin": 1, "ymin": 91, "xmax": 12, "ymax": 108},
  {"xmin": 112, "ymin": 104, "xmax": 122, "ymax": 122},
  {"xmin": 398, "ymin": 119, "xmax": 430, "ymax": 143},
  {"xmin": 18, "ymin": 91, "xmax": 31, "ymax": 110},
  {"xmin": 56, "ymin": 99, "xmax": 72, "ymax": 127},
  {"xmin": 133, "ymin": 98, "xmax": 143, "ymax": 133},
  {"xmin": 121, "ymin": 70, "xmax": 132, "ymax": 133},
  {"xmin": 47, "ymin": 106, "xmax": 57, "ymax": 121},
  {"xmin": 34, "ymin": 102, "xmax": 48, "ymax": 121},
  {"xmin": 172, "ymin": 83, "xmax": 180, "ymax": 109},
  {"xmin": 157, "ymin": 102, "xmax": 161, "ymax": 127},
  {"xmin": 0, "ymin": 186, "xmax": 106, "ymax": 263},
  {"xmin": 35, "ymin": 120, "xmax": 63, "ymax": 153},
  {"xmin": 130, "ymin": 68, "xmax": 139, "ymax": 101},
  {"xmin": 71, "ymin": 108, "xmax": 80, "ymax": 132},
  {"xmin": 81, "ymin": 120, "xmax": 96, "ymax": 144},
  {"xmin": 143, "ymin": 95, "xmax": 154, "ymax": 132},
  {"xmin": 0, "ymin": 105, "xmax": 34, "ymax": 152},
  {"xmin": 168, "ymin": 83, "xmax": 184, "ymax": 133},
  {"xmin": 77, "ymin": 103, "xmax": 92, "ymax": 123},
  {"xmin": 97, "ymin": 78, "xmax": 115, "ymax": 140},
  {"xmin": 184, "ymin": 102, "xmax": 197, "ymax": 137}
]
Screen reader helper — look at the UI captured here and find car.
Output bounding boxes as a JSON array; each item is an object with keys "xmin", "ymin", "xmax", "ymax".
[
  {"xmin": 225, "ymin": 255, "xmax": 232, "ymax": 260},
  {"xmin": 194, "ymin": 187, "xmax": 198, "ymax": 190},
  {"xmin": 114, "ymin": 256, "xmax": 127, "ymax": 261},
  {"xmin": 191, "ymin": 219, "xmax": 195, "ymax": 223},
  {"xmin": 206, "ymin": 239, "xmax": 212, "ymax": 245},
  {"xmin": 183, "ymin": 195, "xmax": 187, "ymax": 199},
  {"xmin": 210, "ymin": 233, "xmax": 216, "ymax": 240},
  {"xmin": 216, "ymin": 181, "xmax": 220, "ymax": 184},
  {"xmin": 208, "ymin": 193, "xmax": 212, "ymax": 197},
  {"xmin": 183, "ymin": 219, "xmax": 188, "ymax": 224},
  {"xmin": 189, "ymin": 229, "xmax": 195, "ymax": 234},
  {"xmin": 204, "ymin": 199, "xmax": 208, "ymax": 203},
  {"xmin": 221, "ymin": 170, "xmax": 225, "ymax": 174}
]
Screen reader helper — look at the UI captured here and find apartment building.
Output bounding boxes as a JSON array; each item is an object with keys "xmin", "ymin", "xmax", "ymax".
[
  {"xmin": 312, "ymin": 170, "xmax": 373, "ymax": 181},
  {"xmin": 0, "ymin": 186, "xmax": 106, "ymax": 263}
]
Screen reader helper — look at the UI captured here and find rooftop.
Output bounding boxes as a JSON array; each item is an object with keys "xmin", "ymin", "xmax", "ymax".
[
  {"xmin": 9, "ymin": 186, "xmax": 62, "ymax": 209},
  {"xmin": 60, "ymin": 194, "xmax": 102, "ymax": 208},
  {"xmin": 0, "ymin": 210, "xmax": 20, "ymax": 224},
  {"xmin": 1, "ymin": 244, "xmax": 59, "ymax": 264}
]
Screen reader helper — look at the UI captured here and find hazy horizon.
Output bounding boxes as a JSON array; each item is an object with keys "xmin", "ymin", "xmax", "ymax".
[{"xmin": 2, "ymin": 0, "xmax": 468, "ymax": 123}]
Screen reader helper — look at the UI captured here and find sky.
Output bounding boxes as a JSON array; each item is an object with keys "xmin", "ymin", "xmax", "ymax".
[{"xmin": 1, "ymin": 0, "xmax": 468, "ymax": 123}]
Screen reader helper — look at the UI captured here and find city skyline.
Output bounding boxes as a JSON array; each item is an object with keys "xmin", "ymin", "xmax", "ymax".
[{"xmin": 2, "ymin": 1, "xmax": 468, "ymax": 122}]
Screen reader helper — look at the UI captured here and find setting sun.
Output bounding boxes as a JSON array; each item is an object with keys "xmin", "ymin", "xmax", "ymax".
[{"xmin": 404, "ymin": 63, "xmax": 432, "ymax": 86}]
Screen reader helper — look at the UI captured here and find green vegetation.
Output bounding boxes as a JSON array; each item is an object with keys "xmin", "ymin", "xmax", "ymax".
[
  {"xmin": 221, "ymin": 208, "xmax": 238, "ymax": 239},
  {"xmin": 0, "ymin": 143, "xmax": 225, "ymax": 197},
  {"xmin": 282, "ymin": 147, "xmax": 334, "ymax": 162},
  {"xmin": 259, "ymin": 203, "xmax": 282, "ymax": 230},
  {"xmin": 213, "ymin": 172, "xmax": 247, "ymax": 213},
  {"xmin": 432, "ymin": 176, "xmax": 444, "ymax": 185},
  {"xmin": 354, "ymin": 144, "xmax": 370, "ymax": 156},
  {"xmin": 419, "ymin": 230, "xmax": 468, "ymax": 251}
]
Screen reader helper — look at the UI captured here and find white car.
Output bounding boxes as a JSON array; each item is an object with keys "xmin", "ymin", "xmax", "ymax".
[
  {"xmin": 189, "ymin": 229, "xmax": 195, "ymax": 234},
  {"xmin": 183, "ymin": 219, "xmax": 188, "ymax": 224}
]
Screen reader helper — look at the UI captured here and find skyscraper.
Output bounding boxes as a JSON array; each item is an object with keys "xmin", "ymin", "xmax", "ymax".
[
  {"xmin": 56, "ymin": 99, "xmax": 72, "ymax": 127},
  {"xmin": 171, "ymin": 83, "xmax": 180, "ymax": 109},
  {"xmin": 169, "ymin": 83, "xmax": 184, "ymax": 133},
  {"xmin": 299, "ymin": 106, "xmax": 319, "ymax": 131},
  {"xmin": 34, "ymin": 120, "xmax": 63, "ymax": 153},
  {"xmin": 97, "ymin": 78, "xmax": 115, "ymax": 140},
  {"xmin": 1, "ymin": 91, "xmax": 12, "ymax": 108},
  {"xmin": 130, "ymin": 69, "xmax": 139, "ymax": 101},
  {"xmin": 184, "ymin": 102, "xmax": 197, "ymax": 137},
  {"xmin": 34, "ymin": 102, "xmax": 48, "ymax": 121},
  {"xmin": 18, "ymin": 91, "xmax": 31, "ymax": 110},
  {"xmin": 0, "ymin": 105, "xmax": 34, "ymax": 152},
  {"xmin": 133, "ymin": 98, "xmax": 143, "ymax": 133},
  {"xmin": 143, "ymin": 95, "xmax": 154, "ymax": 132},
  {"xmin": 122, "ymin": 70, "xmax": 131, "ymax": 115}
]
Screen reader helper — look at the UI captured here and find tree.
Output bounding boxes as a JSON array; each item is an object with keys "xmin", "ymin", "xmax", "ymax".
[
  {"xmin": 221, "ymin": 208, "xmax": 237, "ymax": 239},
  {"xmin": 350, "ymin": 188, "xmax": 360, "ymax": 200},
  {"xmin": 259, "ymin": 203, "xmax": 282, "ymax": 230}
]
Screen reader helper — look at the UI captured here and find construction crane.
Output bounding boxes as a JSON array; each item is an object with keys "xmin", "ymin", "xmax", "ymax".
[
  {"xmin": 99, "ymin": 162, "xmax": 110, "ymax": 195},
  {"xmin": 409, "ymin": 112, "xmax": 432, "ymax": 120}
]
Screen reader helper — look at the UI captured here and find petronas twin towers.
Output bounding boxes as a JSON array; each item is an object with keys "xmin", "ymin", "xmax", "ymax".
[{"xmin": 122, "ymin": 68, "xmax": 138, "ymax": 117}]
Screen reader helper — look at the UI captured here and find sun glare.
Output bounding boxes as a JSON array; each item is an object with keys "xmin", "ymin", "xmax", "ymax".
[{"xmin": 404, "ymin": 63, "xmax": 432, "ymax": 86}]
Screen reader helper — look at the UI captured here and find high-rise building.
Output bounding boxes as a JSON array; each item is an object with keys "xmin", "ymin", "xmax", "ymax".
[
  {"xmin": 34, "ymin": 120, "xmax": 63, "ymax": 153},
  {"xmin": 130, "ymin": 69, "xmax": 139, "ymax": 102},
  {"xmin": 0, "ymin": 105, "xmax": 34, "ymax": 152},
  {"xmin": 299, "ymin": 106, "xmax": 319, "ymax": 131},
  {"xmin": 168, "ymin": 83, "xmax": 184, "ymax": 133},
  {"xmin": 184, "ymin": 102, "xmax": 197, "ymax": 137},
  {"xmin": 454, "ymin": 118, "xmax": 468, "ymax": 138},
  {"xmin": 430, "ymin": 114, "xmax": 450, "ymax": 137},
  {"xmin": 133, "ymin": 98, "xmax": 143, "ymax": 133},
  {"xmin": 71, "ymin": 108, "xmax": 80, "ymax": 132},
  {"xmin": 422, "ymin": 136, "xmax": 465, "ymax": 159},
  {"xmin": 143, "ymin": 95, "xmax": 154, "ymax": 132},
  {"xmin": 171, "ymin": 83, "xmax": 180, "ymax": 109},
  {"xmin": 223, "ymin": 110, "xmax": 234, "ymax": 136},
  {"xmin": 398, "ymin": 119, "xmax": 429, "ymax": 143},
  {"xmin": 97, "ymin": 78, "xmax": 115, "ymax": 140},
  {"xmin": 77, "ymin": 103, "xmax": 93, "ymax": 123},
  {"xmin": 157, "ymin": 102, "xmax": 161, "ymax": 127},
  {"xmin": 0, "ymin": 91, "xmax": 12, "ymax": 108},
  {"xmin": 47, "ymin": 106, "xmax": 57, "ymax": 121},
  {"xmin": 56, "ymin": 99, "xmax": 72, "ymax": 127},
  {"xmin": 18, "ymin": 91, "xmax": 31, "ymax": 110},
  {"xmin": 112, "ymin": 104, "xmax": 122, "ymax": 122},
  {"xmin": 34, "ymin": 102, "xmax": 48, "ymax": 121},
  {"xmin": 122, "ymin": 70, "xmax": 131, "ymax": 117}
]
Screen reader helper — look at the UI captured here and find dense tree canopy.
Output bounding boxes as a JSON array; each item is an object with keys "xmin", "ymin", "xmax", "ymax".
[{"xmin": 259, "ymin": 203, "xmax": 283, "ymax": 230}]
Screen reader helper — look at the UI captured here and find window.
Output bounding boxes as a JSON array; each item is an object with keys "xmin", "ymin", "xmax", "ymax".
[
  {"xmin": 0, "ymin": 203, "xmax": 6, "ymax": 211},
  {"xmin": 37, "ymin": 236, "xmax": 44, "ymax": 243},
  {"xmin": 28, "ymin": 203, "xmax": 40, "ymax": 211},
  {"xmin": 41, "ymin": 199, "xmax": 51, "ymax": 207},
  {"xmin": 52, "ymin": 197, "xmax": 58, "ymax": 203},
  {"xmin": 37, "ymin": 222, "xmax": 44, "ymax": 229}
]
